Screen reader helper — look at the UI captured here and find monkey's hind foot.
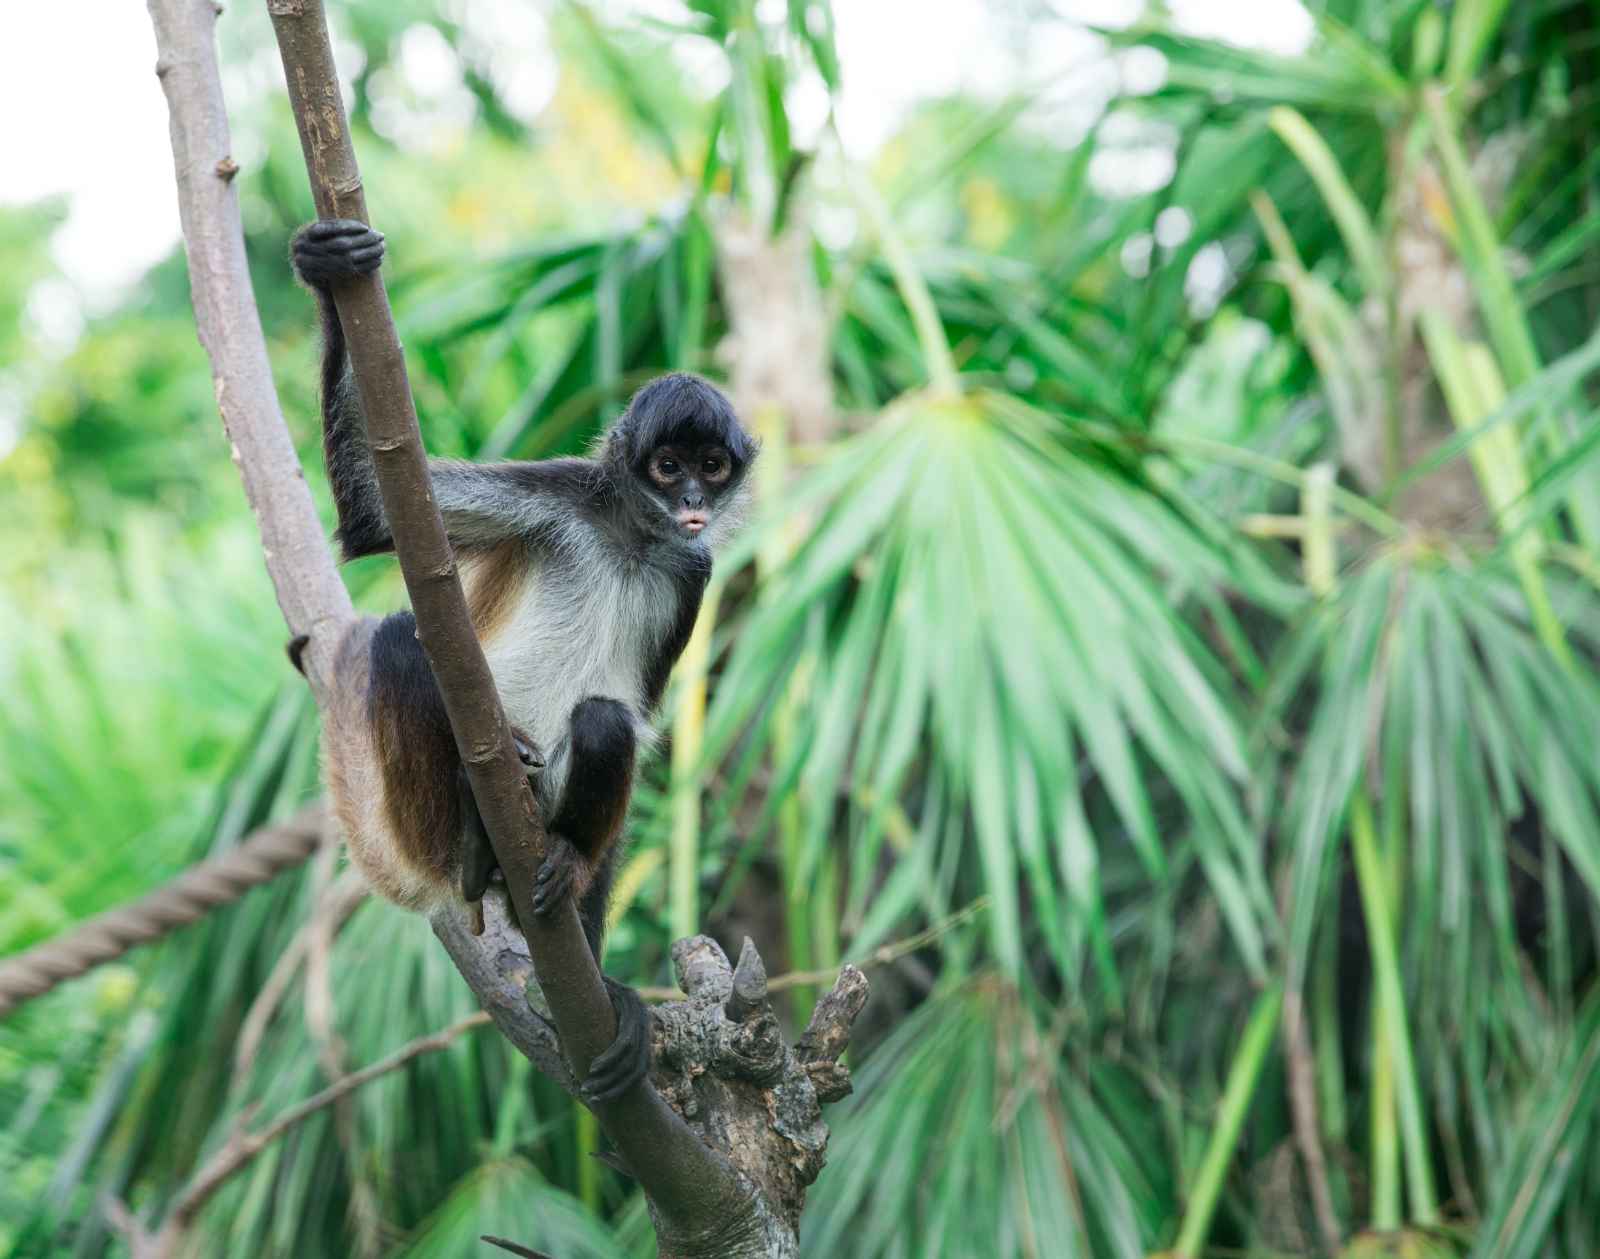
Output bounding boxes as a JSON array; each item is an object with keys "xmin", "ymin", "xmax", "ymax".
[
  {"xmin": 531, "ymin": 835, "xmax": 585, "ymax": 918},
  {"xmin": 291, "ymin": 219, "xmax": 385, "ymax": 289},
  {"xmin": 582, "ymin": 978, "xmax": 652, "ymax": 1104}
]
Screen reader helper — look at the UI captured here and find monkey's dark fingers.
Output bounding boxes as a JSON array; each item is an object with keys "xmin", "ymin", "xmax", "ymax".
[
  {"xmin": 581, "ymin": 979, "xmax": 652, "ymax": 1104},
  {"xmin": 294, "ymin": 238, "xmax": 385, "ymax": 268},
  {"xmin": 343, "ymin": 245, "xmax": 386, "ymax": 273},
  {"xmin": 294, "ymin": 232, "xmax": 384, "ymax": 256},
  {"xmin": 531, "ymin": 836, "xmax": 581, "ymax": 917},
  {"xmin": 292, "ymin": 228, "xmax": 386, "ymax": 286},
  {"xmin": 292, "ymin": 254, "xmax": 383, "ymax": 286},
  {"xmin": 299, "ymin": 217, "xmax": 381, "ymax": 241}
]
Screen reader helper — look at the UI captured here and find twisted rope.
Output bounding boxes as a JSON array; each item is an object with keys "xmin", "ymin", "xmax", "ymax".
[{"xmin": 0, "ymin": 803, "xmax": 327, "ymax": 1018}]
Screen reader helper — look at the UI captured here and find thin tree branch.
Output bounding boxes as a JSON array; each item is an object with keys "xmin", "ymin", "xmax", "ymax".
[
  {"xmin": 636, "ymin": 896, "xmax": 989, "ymax": 1002},
  {"xmin": 108, "ymin": 1013, "xmax": 493, "ymax": 1259},
  {"xmin": 146, "ymin": 0, "xmax": 353, "ymax": 697},
  {"xmin": 160, "ymin": 1011, "xmax": 493, "ymax": 1245},
  {"xmin": 480, "ymin": 1236, "xmax": 556, "ymax": 1259},
  {"xmin": 261, "ymin": 0, "xmax": 748, "ymax": 1236},
  {"xmin": 234, "ymin": 867, "xmax": 368, "ymax": 1081},
  {"xmin": 1283, "ymin": 985, "xmax": 1343, "ymax": 1250}
]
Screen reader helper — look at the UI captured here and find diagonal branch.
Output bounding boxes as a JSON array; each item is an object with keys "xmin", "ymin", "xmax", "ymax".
[
  {"xmin": 159, "ymin": 1011, "xmax": 492, "ymax": 1251},
  {"xmin": 260, "ymin": 0, "xmax": 747, "ymax": 1234},
  {"xmin": 106, "ymin": 1013, "xmax": 492, "ymax": 1259},
  {"xmin": 146, "ymin": 0, "xmax": 352, "ymax": 695}
]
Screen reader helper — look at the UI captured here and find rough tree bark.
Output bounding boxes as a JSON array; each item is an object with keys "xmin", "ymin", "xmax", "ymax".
[
  {"xmin": 143, "ymin": 0, "xmax": 865, "ymax": 1254},
  {"xmin": 146, "ymin": 0, "xmax": 353, "ymax": 698}
]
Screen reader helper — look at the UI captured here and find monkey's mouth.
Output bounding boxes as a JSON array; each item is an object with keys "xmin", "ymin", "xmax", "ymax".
[{"xmin": 677, "ymin": 510, "xmax": 709, "ymax": 536}]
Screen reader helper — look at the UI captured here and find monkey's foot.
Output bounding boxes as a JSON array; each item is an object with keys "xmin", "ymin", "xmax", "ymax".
[
  {"xmin": 531, "ymin": 835, "xmax": 584, "ymax": 917},
  {"xmin": 291, "ymin": 219, "xmax": 385, "ymax": 289},
  {"xmin": 582, "ymin": 978, "xmax": 652, "ymax": 1104}
]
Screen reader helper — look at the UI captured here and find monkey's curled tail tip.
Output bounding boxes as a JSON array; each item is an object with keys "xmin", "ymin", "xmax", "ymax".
[{"xmin": 287, "ymin": 633, "xmax": 311, "ymax": 676}]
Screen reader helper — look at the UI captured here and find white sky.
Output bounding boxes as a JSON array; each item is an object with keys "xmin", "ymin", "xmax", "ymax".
[{"xmin": 0, "ymin": 0, "xmax": 1313, "ymax": 308}]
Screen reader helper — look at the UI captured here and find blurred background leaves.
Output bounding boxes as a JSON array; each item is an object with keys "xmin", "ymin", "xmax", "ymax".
[{"xmin": 4, "ymin": 0, "xmax": 1600, "ymax": 1255}]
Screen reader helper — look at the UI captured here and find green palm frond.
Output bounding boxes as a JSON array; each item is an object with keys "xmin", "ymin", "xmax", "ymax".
[
  {"xmin": 708, "ymin": 390, "xmax": 1275, "ymax": 989},
  {"xmin": 1470, "ymin": 993, "xmax": 1600, "ymax": 1259},
  {"xmin": 1276, "ymin": 551, "xmax": 1600, "ymax": 986},
  {"xmin": 801, "ymin": 982, "xmax": 1168, "ymax": 1259}
]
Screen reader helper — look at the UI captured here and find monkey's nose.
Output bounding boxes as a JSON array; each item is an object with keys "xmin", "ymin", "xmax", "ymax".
[{"xmin": 681, "ymin": 491, "xmax": 705, "ymax": 510}]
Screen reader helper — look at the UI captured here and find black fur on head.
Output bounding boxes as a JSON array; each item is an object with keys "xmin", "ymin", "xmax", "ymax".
[{"xmin": 604, "ymin": 372, "xmax": 757, "ymax": 474}]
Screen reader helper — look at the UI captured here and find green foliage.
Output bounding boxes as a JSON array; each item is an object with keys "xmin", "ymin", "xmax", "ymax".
[
  {"xmin": 707, "ymin": 391, "xmax": 1275, "ymax": 989},
  {"xmin": 6, "ymin": 1, "xmax": 1600, "ymax": 1257},
  {"xmin": 803, "ymin": 983, "xmax": 1171, "ymax": 1258}
]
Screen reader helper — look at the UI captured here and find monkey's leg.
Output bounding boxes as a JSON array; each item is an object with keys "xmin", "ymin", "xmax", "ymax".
[
  {"xmin": 532, "ymin": 698, "xmax": 635, "ymax": 918},
  {"xmin": 533, "ymin": 698, "xmax": 651, "ymax": 1101}
]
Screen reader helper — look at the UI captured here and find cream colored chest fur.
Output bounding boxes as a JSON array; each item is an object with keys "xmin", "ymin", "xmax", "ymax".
[{"xmin": 478, "ymin": 544, "xmax": 676, "ymax": 798}]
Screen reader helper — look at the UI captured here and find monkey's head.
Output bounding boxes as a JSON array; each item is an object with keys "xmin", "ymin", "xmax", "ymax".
[{"xmin": 607, "ymin": 373, "xmax": 757, "ymax": 544}]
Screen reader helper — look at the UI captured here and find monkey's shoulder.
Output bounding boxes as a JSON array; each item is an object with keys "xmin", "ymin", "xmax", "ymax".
[{"xmin": 485, "ymin": 455, "xmax": 608, "ymax": 507}]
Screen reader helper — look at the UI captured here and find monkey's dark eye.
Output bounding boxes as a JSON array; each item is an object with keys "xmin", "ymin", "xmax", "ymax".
[
  {"xmin": 700, "ymin": 449, "xmax": 731, "ymax": 482},
  {"xmin": 658, "ymin": 458, "xmax": 680, "ymax": 477}
]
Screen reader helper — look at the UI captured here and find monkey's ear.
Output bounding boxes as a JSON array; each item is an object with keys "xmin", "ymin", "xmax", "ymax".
[
  {"xmin": 727, "ymin": 424, "xmax": 760, "ymax": 468},
  {"xmin": 603, "ymin": 415, "xmax": 647, "ymax": 470}
]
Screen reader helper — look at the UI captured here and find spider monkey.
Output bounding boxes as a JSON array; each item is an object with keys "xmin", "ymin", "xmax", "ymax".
[{"xmin": 290, "ymin": 219, "xmax": 756, "ymax": 1102}]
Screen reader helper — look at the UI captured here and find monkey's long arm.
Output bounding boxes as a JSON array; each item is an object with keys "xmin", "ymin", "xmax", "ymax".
[{"xmin": 296, "ymin": 221, "xmax": 582, "ymax": 560}]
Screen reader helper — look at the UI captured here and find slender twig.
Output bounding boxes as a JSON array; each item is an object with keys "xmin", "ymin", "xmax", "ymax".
[
  {"xmin": 637, "ymin": 896, "xmax": 990, "ymax": 1002},
  {"xmin": 303, "ymin": 845, "xmax": 384, "ymax": 1257},
  {"xmin": 161, "ymin": 1011, "xmax": 492, "ymax": 1240},
  {"xmin": 234, "ymin": 868, "xmax": 368, "ymax": 1080},
  {"xmin": 1283, "ymin": 985, "xmax": 1343, "ymax": 1249},
  {"xmin": 481, "ymin": 1237, "xmax": 556, "ymax": 1259}
]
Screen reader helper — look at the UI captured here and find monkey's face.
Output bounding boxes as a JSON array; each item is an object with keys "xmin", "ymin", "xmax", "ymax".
[{"xmin": 643, "ymin": 443, "xmax": 739, "ymax": 538}]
